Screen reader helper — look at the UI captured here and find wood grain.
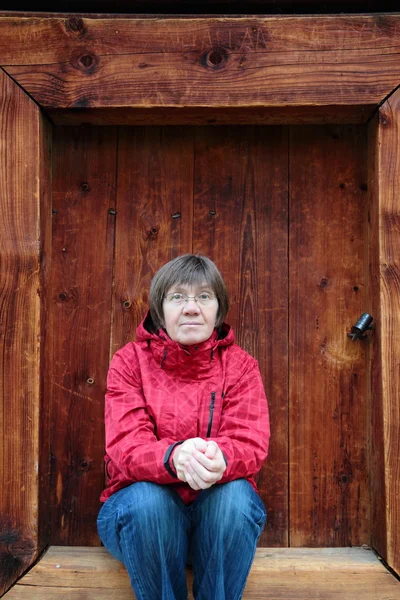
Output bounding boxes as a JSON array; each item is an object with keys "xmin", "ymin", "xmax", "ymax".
[
  {"xmin": 4, "ymin": 546, "xmax": 400, "ymax": 600},
  {"xmin": 49, "ymin": 126, "xmax": 117, "ymax": 545},
  {"xmin": 1, "ymin": 15, "xmax": 400, "ymax": 64},
  {"xmin": 5, "ymin": 50, "xmax": 399, "ymax": 111},
  {"xmin": 47, "ymin": 105, "xmax": 374, "ymax": 127},
  {"xmin": 0, "ymin": 70, "xmax": 51, "ymax": 596},
  {"xmin": 38, "ymin": 107, "xmax": 53, "ymax": 551},
  {"xmin": 289, "ymin": 125, "xmax": 370, "ymax": 546},
  {"xmin": 111, "ymin": 126, "xmax": 193, "ymax": 355},
  {"xmin": 368, "ymin": 113, "xmax": 387, "ymax": 564},
  {"xmin": 2, "ymin": 15, "xmax": 400, "ymax": 110},
  {"xmin": 368, "ymin": 89, "xmax": 400, "ymax": 576},
  {"xmin": 192, "ymin": 126, "xmax": 289, "ymax": 546}
]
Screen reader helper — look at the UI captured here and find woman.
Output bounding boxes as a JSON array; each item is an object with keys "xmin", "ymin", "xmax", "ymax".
[{"xmin": 97, "ymin": 254, "xmax": 270, "ymax": 600}]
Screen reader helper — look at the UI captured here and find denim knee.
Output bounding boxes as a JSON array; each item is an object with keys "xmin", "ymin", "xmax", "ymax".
[
  {"xmin": 97, "ymin": 482, "xmax": 189, "ymax": 562},
  {"xmin": 193, "ymin": 479, "xmax": 267, "ymax": 536}
]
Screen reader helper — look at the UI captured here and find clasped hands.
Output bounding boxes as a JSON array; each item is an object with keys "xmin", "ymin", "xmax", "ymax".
[{"xmin": 172, "ymin": 437, "xmax": 227, "ymax": 491}]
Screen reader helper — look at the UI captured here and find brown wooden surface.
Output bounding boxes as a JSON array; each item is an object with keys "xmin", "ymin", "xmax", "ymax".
[
  {"xmin": 47, "ymin": 105, "xmax": 374, "ymax": 127},
  {"xmin": 1, "ymin": 16, "xmax": 400, "ymax": 111},
  {"xmin": 368, "ymin": 113, "xmax": 387, "ymax": 565},
  {"xmin": 111, "ymin": 126, "xmax": 193, "ymax": 355},
  {"xmin": 49, "ymin": 126, "xmax": 117, "ymax": 545},
  {"xmin": 289, "ymin": 125, "xmax": 370, "ymax": 546},
  {"xmin": 1, "ymin": 15, "xmax": 400, "ymax": 65},
  {"xmin": 192, "ymin": 126, "xmax": 289, "ymax": 546},
  {"xmin": 38, "ymin": 105, "xmax": 53, "ymax": 552},
  {"xmin": 0, "ymin": 71, "xmax": 51, "ymax": 595},
  {"xmin": 4, "ymin": 546, "xmax": 400, "ymax": 600},
  {"xmin": 368, "ymin": 90, "xmax": 400, "ymax": 576}
]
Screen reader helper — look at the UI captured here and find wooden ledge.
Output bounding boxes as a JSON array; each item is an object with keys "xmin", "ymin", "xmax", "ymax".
[{"xmin": 4, "ymin": 546, "xmax": 400, "ymax": 599}]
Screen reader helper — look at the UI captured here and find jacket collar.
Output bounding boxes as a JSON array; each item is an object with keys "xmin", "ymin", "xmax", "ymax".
[{"xmin": 136, "ymin": 311, "xmax": 234, "ymax": 379}]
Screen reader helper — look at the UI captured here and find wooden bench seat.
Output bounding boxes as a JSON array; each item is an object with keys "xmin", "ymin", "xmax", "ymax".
[{"xmin": 3, "ymin": 546, "xmax": 400, "ymax": 599}]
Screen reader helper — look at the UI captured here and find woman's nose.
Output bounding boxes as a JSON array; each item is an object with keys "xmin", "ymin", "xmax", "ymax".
[{"xmin": 183, "ymin": 299, "xmax": 200, "ymax": 313}]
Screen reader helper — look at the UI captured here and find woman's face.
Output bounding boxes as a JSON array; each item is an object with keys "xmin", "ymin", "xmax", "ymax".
[{"xmin": 162, "ymin": 282, "xmax": 219, "ymax": 346}]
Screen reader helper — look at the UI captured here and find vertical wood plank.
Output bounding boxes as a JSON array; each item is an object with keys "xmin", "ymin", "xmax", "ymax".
[
  {"xmin": 38, "ymin": 114, "xmax": 53, "ymax": 550},
  {"xmin": 193, "ymin": 126, "xmax": 289, "ymax": 547},
  {"xmin": 49, "ymin": 126, "xmax": 117, "ymax": 545},
  {"xmin": 0, "ymin": 70, "xmax": 50, "ymax": 594},
  {"xmin": 368, "ymin": 91, "xmax": 400, "ymax": 575},
  {"xmin": 368, "ymin": 114, "xmax": 387, "ymax": 562},
  {"xmin": 111, "ymin": 127, "xmax": 194, "ymax": 355},
  {"xmin": 289, "ymin": 125, "xmax": 370, "ymax": 546}
]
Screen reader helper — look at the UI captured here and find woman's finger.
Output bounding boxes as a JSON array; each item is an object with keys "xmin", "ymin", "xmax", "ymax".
[
  {"xmin": 184, "ymin": 469, "xmax": 200, "ymax": 491},
  {"xmin": 192, "ymin": 450, "xmax": 215, "ymax": 470},
  {"xmin": 205, "ymin": 441, "xmax": 218, "ymax": 459},
  {"xmin": 188, "ymin": 457, "xmax": 219, "ymax": 486}
]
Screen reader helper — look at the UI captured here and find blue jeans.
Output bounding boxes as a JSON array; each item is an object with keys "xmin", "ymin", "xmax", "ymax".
[{"xmin": 97, "ymin": 479, "xmax": 266, "ymax": 600}]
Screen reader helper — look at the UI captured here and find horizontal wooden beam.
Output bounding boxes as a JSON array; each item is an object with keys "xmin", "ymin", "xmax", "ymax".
[
  {"xmin": 47, "ymin": 105, "xmax": 375, "ymax": 125},
  {"xmin": 1, "ymin": 15, "xmax": 400, "ymax": 110}
]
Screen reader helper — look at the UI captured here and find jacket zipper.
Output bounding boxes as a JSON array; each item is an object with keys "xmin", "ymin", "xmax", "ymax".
[{"xmin": 206, "ymin": 392, "xmax": 216, "ymax": 437}]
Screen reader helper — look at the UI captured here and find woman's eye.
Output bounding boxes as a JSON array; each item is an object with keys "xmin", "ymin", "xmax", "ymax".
[
  {"xmin": 198, "ymin": 293, "xmax": 211, "ymax": 300},
  {"xmin": 172, "ymin": 293, "xmax": 184, "ymax": 300}
]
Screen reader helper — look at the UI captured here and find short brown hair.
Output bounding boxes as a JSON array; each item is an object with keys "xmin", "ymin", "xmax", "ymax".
[{"xmin": 150, "ymin": 254, "xmax": 229, "ymax": 330}]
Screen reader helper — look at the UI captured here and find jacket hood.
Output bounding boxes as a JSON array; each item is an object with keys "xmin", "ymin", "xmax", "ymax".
[{"xmin": 135, "ymin": 310, "xmax": 234, "ymax": 378}]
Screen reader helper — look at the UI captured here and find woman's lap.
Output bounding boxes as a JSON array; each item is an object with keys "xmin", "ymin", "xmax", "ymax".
[{"xmin": 97, "ymin": 480, "xmax": 266, "ymax": 600}]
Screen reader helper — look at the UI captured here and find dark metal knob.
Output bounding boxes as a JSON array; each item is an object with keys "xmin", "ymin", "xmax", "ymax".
[{"xmin": 347, "ymin": 313, "xmax": 373, "ymax": 341}]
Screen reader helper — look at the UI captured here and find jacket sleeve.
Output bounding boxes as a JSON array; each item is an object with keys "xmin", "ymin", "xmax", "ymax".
[
  {"xmin": 105, "ymin": 348, "xmax": 181, "ymax": 484},
  {"xmin": 208, "ymin": 360, "xmax": 270, "ymax": 483}
]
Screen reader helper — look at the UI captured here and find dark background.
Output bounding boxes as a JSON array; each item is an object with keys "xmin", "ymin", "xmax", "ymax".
[{"xmin": 0, "ymin": 0, "xmax": 398, "ymax": 15}]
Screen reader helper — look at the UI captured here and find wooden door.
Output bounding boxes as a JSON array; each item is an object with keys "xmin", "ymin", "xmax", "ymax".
[{"xmin": 48, "ymin": 124, "xmax": 369, "ymax": 548}]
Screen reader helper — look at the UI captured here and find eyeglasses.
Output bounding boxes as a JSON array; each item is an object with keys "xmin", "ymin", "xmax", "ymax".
[{"xmin": 164, "ymin": 292, "xmax": 217, "ymax": 306}]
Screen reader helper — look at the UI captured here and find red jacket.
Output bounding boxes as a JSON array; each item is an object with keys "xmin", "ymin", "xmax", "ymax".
[{"xmin": 101, "ymin": 312, "xmax": 270, "ymax": 505}]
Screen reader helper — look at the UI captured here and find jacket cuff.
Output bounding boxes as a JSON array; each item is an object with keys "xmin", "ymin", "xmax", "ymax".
[{"xmin": 163, "ymin": 441, "xmax": 184, "ymax": 478}]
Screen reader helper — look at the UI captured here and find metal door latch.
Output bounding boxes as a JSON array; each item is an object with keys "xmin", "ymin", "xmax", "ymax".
[{"xmin": 347, "ymin": 313, "xmax": 373, "ymax": 341}]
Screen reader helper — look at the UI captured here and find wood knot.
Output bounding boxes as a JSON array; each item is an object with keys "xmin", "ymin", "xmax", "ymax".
[
  {"xmin": 203, "ymin": 49, "xmax": 227, "ymax": 69},
  {"xmin": 81, "ymin": 182, "xmax": 91, "ymax": 192},
  {"xmin": 80, "ymin": 54, "xmax": 95, "ymax": 68},
  {"xmin": 58, "ymin": 292, "xmax": 68, "ymax": 302},
  {"xmin": 123, "ymin": 299, "xmax": 132, "ymax": 309},
  {"xmin": 65, "ymin": 17, "xmax": 86, "ymax": 35},
  {"xmin": 379, "ymin": 112, "xmax": 389, "ymax": 126},
  {"xmin": 338, "ymin": 472, "xmax": 352, "ymax": 485},
  {"xmin": 319, "ymin": 278, "xmax": 329, "ymax": 288},
  {"xmin": 79, "ymin": 460, "xmax": 90, "ymax": 471},
  {"xmin": 72, "ymin": 52, "xmax": 99, "ymax": 74}
]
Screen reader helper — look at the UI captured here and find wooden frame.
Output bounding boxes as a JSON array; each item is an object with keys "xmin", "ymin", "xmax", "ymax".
[{"xmin": 0, "ymin": 13, "xmax": 399, "ymax": 595}]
